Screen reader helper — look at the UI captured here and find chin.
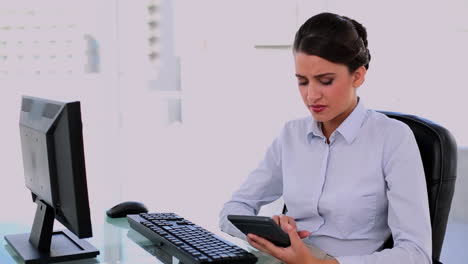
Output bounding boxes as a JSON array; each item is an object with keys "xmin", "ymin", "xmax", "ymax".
[{"xmin": 310, "ymin": 112, "xmax": 330, "ymax": 122}]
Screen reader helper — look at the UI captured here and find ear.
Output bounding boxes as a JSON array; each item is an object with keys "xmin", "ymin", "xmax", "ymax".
[{"xmin": 352, "ymin": 66, "xmax": 367, "ymax": 88}]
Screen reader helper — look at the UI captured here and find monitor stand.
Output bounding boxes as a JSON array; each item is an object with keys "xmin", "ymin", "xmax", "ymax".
[{"xmin": 4, "ymin": 200, "xmax": 99, "ymax": 264}]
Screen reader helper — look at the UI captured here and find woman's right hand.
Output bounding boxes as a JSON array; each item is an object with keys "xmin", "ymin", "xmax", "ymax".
[{"xmin": 272, "ymin": 215, "xmax": 311, "ymax": 239}]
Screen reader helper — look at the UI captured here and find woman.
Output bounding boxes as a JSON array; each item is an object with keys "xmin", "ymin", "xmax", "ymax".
[{"xmin": 219, "ymin": 12, "xmax": 432, "ymax": 264}]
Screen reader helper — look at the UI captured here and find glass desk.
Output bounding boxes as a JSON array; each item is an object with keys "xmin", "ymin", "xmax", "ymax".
[{"xmin": 0, "ymin": 216, "xmax": 277, "ymax": 264}]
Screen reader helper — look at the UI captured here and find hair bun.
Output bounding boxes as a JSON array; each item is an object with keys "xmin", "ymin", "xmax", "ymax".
[
  {"xmin": 349, "ymin": 18, "xmax": 368, "ymax": 48},
  {"xmin": 345, "ymin": 17, "xmax": 371, "ymax": 68}
]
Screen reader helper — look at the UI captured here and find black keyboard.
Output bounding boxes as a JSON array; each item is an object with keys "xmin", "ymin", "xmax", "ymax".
[{"xmin": 128, "ymin": 213, "xmax": 258, "ymax": 264}]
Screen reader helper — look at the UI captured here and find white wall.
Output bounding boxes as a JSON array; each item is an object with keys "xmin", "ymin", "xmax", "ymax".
[{"xmin": 0, "ymin": 0, "xmax": 122, "ymax": 224}]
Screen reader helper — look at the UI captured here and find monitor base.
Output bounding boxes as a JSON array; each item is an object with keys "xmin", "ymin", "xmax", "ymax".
[{"xmin": 5, "ymin": 229, "xmax": 99, "ymax": 264}]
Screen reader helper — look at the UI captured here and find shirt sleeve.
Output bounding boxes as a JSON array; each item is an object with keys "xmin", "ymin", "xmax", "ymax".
[
  {"xmin": 336, "ymin": 123, "xmax": 432, "ymax": 264},
  {"xmin": 219, "ymin": 133, "xmax": 284, "ymax": 240}
]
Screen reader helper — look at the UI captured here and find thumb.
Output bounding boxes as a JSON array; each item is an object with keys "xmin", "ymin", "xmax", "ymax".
[
  {"xmin": 298, "ymin": 230, "xmax": 311, "ymax": 239},
  {"xmin": 285, "ymin": 224, "xmax": 302, "ymax": 246}
]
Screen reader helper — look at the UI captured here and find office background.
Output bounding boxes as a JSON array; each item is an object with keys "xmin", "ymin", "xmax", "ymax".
[{"xmin": 0, "ymin": 0, "xmax": 466, "ymax": 263}]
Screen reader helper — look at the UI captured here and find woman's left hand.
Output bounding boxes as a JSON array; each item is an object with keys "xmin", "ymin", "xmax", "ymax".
[{"xmin": 247, "ymin": 223, "xmax": 319, "ymax": 264}]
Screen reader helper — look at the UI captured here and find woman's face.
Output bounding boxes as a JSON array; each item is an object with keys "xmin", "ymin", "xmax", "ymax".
[{"xmin": 294, "ymin": 52, "xmax": 365, "ymax": 127}]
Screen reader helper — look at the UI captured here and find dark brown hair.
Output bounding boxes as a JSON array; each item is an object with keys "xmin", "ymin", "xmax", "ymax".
[{"xmin": 293, "ymin": 12, "xmax": 371, "ymax": 72}]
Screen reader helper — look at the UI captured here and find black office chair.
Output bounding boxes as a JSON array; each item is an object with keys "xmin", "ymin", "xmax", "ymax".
[
  {"xmin": 282, "ymin": 111, "xmax": 457, "ymax": 264},
  {"xmin": 379, "ymin": 111, "xmax": 457, "ymax": 264}
]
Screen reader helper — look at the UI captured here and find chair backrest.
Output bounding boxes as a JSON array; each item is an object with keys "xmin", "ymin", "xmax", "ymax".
[{"xmin": 379, "ymin": 111, "xmax": 457, "ymax": 262}]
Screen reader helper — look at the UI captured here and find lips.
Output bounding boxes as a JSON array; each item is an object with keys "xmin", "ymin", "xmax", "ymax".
[{"xmin": 309, "ymin": 105, "xmax": 326, "ymax": 113}]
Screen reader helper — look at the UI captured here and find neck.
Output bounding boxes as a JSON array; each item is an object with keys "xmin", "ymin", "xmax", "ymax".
[{"xmin": 322, "ymin": 98, "xmax": 358, "ymax": 140}]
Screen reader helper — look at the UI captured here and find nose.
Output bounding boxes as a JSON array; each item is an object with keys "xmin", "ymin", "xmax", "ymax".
[{"xmin": 306, "ymin": 84, "xmax": 322, "ymax": 103}]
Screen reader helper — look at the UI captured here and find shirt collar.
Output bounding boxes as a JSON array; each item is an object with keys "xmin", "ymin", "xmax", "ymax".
[{"xmin": 307, "ymin": 98, "xmax": 368, "ymax": 144}]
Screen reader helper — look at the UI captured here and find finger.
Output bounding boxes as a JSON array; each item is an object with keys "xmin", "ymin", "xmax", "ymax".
[
  {"xmin": 247, "ymin": 235, "xmax": 272, "ymax": 255},
  {"xmin": 288, "ymin": 216, "xmax": 297, "ymax": 229},
  {"xmin": 282, "ymin": 215, "xmax": 298, "ymax": 229},
  {"xmin": 248, "ymin": 233, "xmax": 282, "ymax": 256},
  {"xmin": 273, "ymin": 215, "xmax": 280, "ymax": 225},
  {"xmin": 298, "ymin": 230, "xmax": 311, "ymax": 239},
  {"xmin": 285, "ymin": 224, "xmax": 303, "ymax": 247},
  {"xmin": 279, "ymin": 215, "xmax": 291, "ymax": 230}
]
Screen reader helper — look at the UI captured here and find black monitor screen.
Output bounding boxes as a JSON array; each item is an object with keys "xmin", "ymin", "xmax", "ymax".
[
  {"xmin": 20, "ymin": 96, "xmax": 92, "ymax": 238},
  {"xmin": 5, "ymin": 96, "xmax": 99, "ymax": 263}
]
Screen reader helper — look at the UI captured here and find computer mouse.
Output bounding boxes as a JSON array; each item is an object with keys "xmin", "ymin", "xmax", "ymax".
[{"xmin": 106, "ymin": 201, "xmax": 148, "ymax": 218}]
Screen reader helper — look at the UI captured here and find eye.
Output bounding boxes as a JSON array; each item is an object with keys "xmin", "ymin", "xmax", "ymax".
[
  {"xmin": 297, "ymin": 78, "xmax": 308, "ymax": 86},
  {"xmin": 320, "ymin": 79, "xmax": 333, "ymax": 85}
]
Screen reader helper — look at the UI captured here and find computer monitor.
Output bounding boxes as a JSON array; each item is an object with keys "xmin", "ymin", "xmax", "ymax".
[{"xmin": 4, "ymin": 96, "xmax": 99, "ymax": 263}]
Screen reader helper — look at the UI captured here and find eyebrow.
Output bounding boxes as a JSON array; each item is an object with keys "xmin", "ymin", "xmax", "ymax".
[{"xmin": 295, "ymin": 73, "xmax": 336, "ymax": 79}]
